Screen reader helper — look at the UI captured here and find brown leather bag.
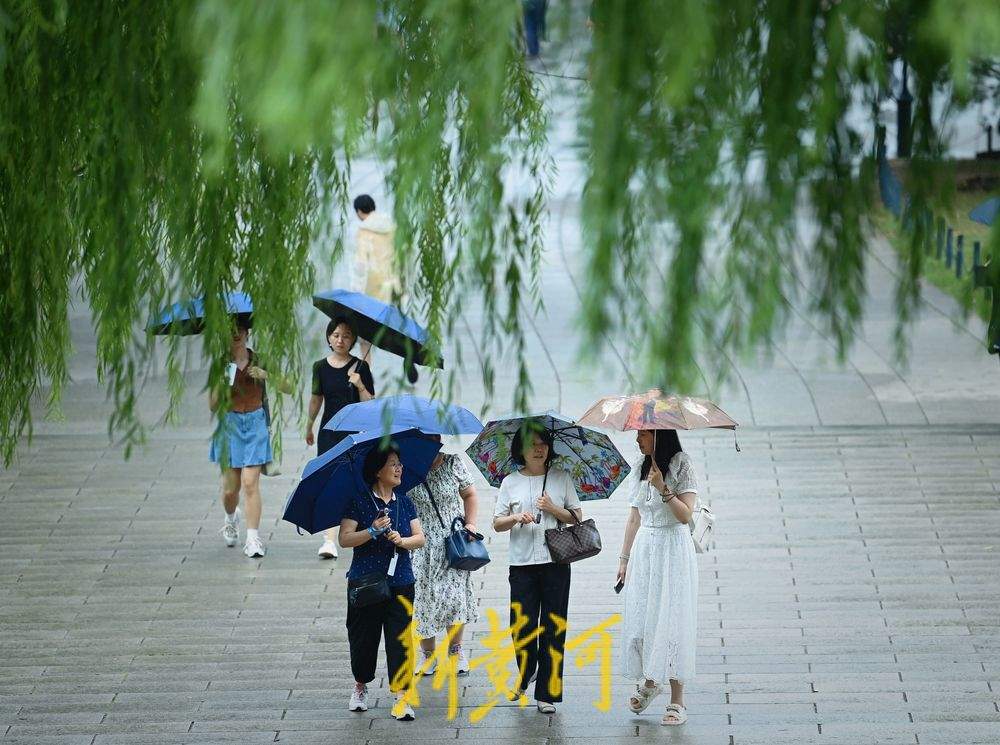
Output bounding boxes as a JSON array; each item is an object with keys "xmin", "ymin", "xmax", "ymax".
[{"xmin": 544, "ymin": 513, "xmax": 602, "ymax": 564}]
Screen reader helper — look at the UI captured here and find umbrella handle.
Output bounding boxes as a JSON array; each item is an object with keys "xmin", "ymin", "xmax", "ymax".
[{"xmin": 534, "ymin": 462, "xmax": 549, "ymax": 524}]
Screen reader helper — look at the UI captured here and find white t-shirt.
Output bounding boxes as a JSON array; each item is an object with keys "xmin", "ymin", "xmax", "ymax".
[{"xmin": 493, "ymin": 468, "xmax": 582, "ymax": 566}]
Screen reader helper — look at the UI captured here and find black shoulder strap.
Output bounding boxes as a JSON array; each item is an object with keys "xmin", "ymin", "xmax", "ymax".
[{"xmin": 422, "ymin": 481, "xmax": 447, "ymax": 530}]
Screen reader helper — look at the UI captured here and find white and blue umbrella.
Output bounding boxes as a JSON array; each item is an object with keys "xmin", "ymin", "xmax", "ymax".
[{"xmin": 324, "ymin": 394, "xmax": 483, "ymax": 436}]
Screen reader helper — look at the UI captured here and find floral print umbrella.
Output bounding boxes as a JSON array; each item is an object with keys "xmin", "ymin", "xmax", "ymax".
[
  {"xmin": 465, "ymin": 410, "xmax": 630, "ymax": 501},
  {"xmin": 578, "ymin": 389, "xmax": 738, "ymax": 432}
]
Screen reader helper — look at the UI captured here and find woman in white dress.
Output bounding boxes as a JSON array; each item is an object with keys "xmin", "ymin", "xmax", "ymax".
[{"xmin": 615, "ymin": 429, "xmax": 698, "ymax": 726}]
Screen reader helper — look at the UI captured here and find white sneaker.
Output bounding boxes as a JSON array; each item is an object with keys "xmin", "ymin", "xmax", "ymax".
[
  {"xmin": 243, "ymin": 535, "xmax": 265, "ymax": 558},
  {"xmin": 419, "ymin": 650, "xmax": 437, "ymax": 676},
  {"xmin": 219, "ymin": 514, "xmax": 239, "ymax": 547},
  {"xmin": 452, "ymin": 646, "xmax": 470, "ymax": 676},
  {"xmin": 391, "ymin": 693, "xmax": 415, "ymax": 721},
  {"xmin": 318, "ymin": 539, "xmax": 338, "ymax": 559},
  {"xmin": 349, "ymin": 684, "xmax": 368, "ymax": 712},
  {"xmin": 536, "ymin": 700, "xmax": 556, "ymax": 714}
]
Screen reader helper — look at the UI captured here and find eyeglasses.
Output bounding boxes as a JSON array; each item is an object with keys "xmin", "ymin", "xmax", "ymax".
[{"xmin": 388, "ymin": 462, "xmax": 403, "ymax": 471}]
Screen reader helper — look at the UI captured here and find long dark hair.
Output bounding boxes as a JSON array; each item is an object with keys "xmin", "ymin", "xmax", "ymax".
[{"xmin": 640, "ymin": 429, "xmax": 682, "ymax": 481}]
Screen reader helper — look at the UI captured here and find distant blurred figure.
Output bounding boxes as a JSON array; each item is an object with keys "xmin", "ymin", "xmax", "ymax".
[
  {"xmin": 523, "ymin": 0, "xmax": 548, "ymax": 59},
  {"xmin": 353, "ymin": 194, "xmax": 397, "ymax": 305},
  {"xmin": 352, "ymin": 194, "xmax": 417, "ymax": 382}
]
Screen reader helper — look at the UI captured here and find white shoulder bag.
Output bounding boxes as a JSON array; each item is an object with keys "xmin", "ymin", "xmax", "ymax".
[{"xmin": 689, "ymin": 503, "xmax": 715, "ymax": 554}]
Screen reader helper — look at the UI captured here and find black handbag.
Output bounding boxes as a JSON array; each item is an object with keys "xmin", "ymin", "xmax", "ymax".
[
  {"xmin": 424, "ymin": 483, "xmax": 491, "ymax": 571},
  {"xmin": 348, "ymin": 571, "xmax": 392, "ymax": 608},
  {"xmin": 544, "ymin": 512, "xmax": 602, "ymax": 564}
]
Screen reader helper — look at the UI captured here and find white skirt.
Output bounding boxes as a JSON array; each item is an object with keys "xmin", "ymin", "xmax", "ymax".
[{"xmin": 620, "ymin": 523, "xmax": 698, "ymax": 684}]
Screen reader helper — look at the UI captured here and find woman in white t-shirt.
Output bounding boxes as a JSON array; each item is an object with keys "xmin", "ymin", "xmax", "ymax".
[{"xmin": 492, "ymin": 428, "xmax": 582, "ymax": 714}]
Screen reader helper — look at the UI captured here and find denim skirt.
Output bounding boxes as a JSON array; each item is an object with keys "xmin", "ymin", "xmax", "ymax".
[{"xmin": 209, "ymin": 408, "xmax": 272, "ymax": 468}]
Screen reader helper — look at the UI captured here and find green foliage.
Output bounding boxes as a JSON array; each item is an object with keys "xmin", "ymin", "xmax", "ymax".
[
  {"xmin": 1, "ymin": 0, "xmax": 546, "ymax": 464},
  {"xmin": 580, "ymin": 0, "xmax": 999, "ymax": 391},
  {"xmin": 1, "ymin": 0, "xmax": 999, "ymax": 464}
]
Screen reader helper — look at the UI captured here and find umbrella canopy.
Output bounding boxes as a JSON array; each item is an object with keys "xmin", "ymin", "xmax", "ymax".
[
  {"xmin": 147, "ymin": 292, "xmax": 253, "ymax": 336},
  {"xmin": 578, "ymin": 389, "xmax": 738, "ymax": 431},
  {"xmin": 969, "ymin": 196, "xmax": 999, "ymax": 227},
  {"xmin": 465, "ymin": 411, "xmax": 630, "ymax": 501},
  {"xmin": 282, "ymin": 427, "xmax": 441, "ymax": 534},
  {"xmin": 323, "ymin": 394, "xmax": 483, "ymax": 436},
  {"xmin": 312, "ymin": 289, "xmax": 442, "ymax": 368}
]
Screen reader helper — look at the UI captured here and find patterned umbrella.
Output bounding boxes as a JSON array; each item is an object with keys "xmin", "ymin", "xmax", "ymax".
[
  {"xmin": 465, "ymin": 410, "xmax": 630, "ymax": 501},
  {"xmin": 578, "ymin": 389, "xmax": 738, "ymax": 431}
]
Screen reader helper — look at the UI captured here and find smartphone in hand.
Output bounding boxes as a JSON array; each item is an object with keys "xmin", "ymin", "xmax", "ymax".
[{"xmin": 614, "ymin": 579, "xmax": 625, "ymax": 594}]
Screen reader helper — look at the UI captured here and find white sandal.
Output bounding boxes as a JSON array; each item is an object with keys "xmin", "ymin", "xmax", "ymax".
[
  {"xmin": 661, "ymin": 703, "xmax": 687, "ymax": 726},
  {"xmin": 628, "ymin": 682, "xmax": 663, "ymax": 713}
]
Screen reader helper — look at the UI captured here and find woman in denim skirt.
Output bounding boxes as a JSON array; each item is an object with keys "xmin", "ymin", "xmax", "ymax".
[{"xmin": 209, "ymin": 317, "xmax": 288, "ymax": 558}]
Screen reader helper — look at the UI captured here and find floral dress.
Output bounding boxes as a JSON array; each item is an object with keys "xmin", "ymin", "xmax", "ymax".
[
  {"xmin": 619, "ymin": 452, "xmax": 699, "ymax": 684},
  {"xmin": 406, "ymin": 454, "xmax": 480, "ymax": 639}
]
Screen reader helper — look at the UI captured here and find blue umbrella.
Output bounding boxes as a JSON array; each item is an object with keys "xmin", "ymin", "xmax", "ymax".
[
  {"xmin": 282, "ymin": 427, "xmax": 442, "ymax": 534},
  {"xmin": 312, "ymin": 289, "xmax": 442, "ymax": 369},
  {"xmin": 323, "ymin": 394, "xmax": 483, "ymax": 436},
  {"xmin": 148, "ymin": 292, "xmax": 253, "ymax": 335},
  {"xmin": 969, "ymin": 196, "xmax": 999, "ymax": 227}
]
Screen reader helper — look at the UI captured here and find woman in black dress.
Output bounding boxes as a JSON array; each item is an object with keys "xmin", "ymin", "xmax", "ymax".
[{"xmin": 305, "ymin": 317, "xmax": 375, "ymax": 558}]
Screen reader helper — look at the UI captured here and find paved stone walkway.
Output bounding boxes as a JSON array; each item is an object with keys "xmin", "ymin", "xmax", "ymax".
[
  {"xmin": 5, "ymin": 11, "xmax": 1000, "ymax": 745},
  {"xmin": 2, "ymin": 424, "xmax": 999, "ymax": 744}
]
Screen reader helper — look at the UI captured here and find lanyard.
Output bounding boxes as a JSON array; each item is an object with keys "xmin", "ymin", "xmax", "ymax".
[{"xmin": 369, "ymin": 491, "xmax": 398, "ymax": 527}]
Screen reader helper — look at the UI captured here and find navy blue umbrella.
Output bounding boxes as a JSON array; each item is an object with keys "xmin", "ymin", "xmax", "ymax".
[
  {"xmin": 312, "ymin": 289, "xmax": 442, "ymax": 368},
  {"xmin": 282, "ymin": 427, "xmax": 442, "ymax": 534},
  {"xmin": 148, "ymin": 292, "xmax": 253, "ymax": 335},
  {"xmin": 323, "ymin": 394, "xmax": 483, "ymax": 436},
  {"xmin": 969, "ymin": 196, "xmax": 999, "ymax": 227}
]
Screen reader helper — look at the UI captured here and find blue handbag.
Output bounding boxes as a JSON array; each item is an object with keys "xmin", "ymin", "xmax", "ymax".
[{"xmin": 423, "ymin": 483, "xmax": 491, "ymax": 571}]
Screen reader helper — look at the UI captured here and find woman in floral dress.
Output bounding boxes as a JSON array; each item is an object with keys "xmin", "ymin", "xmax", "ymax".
[{"xmin": 406, "ymin": 438, "xmax": 481, "ymax": 675}]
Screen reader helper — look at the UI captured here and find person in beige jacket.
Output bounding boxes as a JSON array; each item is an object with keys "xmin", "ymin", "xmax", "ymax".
[
  {"xmin": 353, "ymin": 194, "xmax": 397, "ymax": 304},
  {"xmin": 351, "ymin": 195, "xmax": 417, "ymax": 384}
]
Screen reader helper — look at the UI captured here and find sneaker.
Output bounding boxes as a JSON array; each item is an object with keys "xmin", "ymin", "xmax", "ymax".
[
  {"xmin": 349, "ymin": 684, "xmax": 369, "ymax": 712},
  {"xmin": 536, "ymin": 700, "xmax": 556, "ymax": 714},
  {"xmin": 219, "ymin": 514, "xmax": 239, "ymax": 547},
  {"xmin": 317, "ymin": 539, "xmax": 338, "ymax": 560},
  {"xmin": 419, "ymin": 650, "xmax": 437, "ymax": 676},
  {"xmin": 451, "ymin": 645, "xmax": 470, "ymax": 676},
  {"xmin": 391, "ymin": 693, "xmax": 415, "ymax": 721},
  {"xmin": 243, "ymin": 535, "xmax": 265, "ymax": 558}
]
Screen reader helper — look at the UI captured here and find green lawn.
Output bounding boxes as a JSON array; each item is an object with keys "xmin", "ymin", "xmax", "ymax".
[
  {"xmin": 876, "ymin": 158, "xmax": 997, "ymax": 323},
  {"xmin": 873, "ymin": 207, "xmax": 992, "ymax": 323},
  {"xmin": 888, "ymin": 158, "xmax": 997, "ymax": 240}
]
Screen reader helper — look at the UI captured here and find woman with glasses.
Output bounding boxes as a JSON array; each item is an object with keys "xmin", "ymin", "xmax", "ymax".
[{"xmin": 339, "ymin": 444, "xmax": 424, "ymax": 721}]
